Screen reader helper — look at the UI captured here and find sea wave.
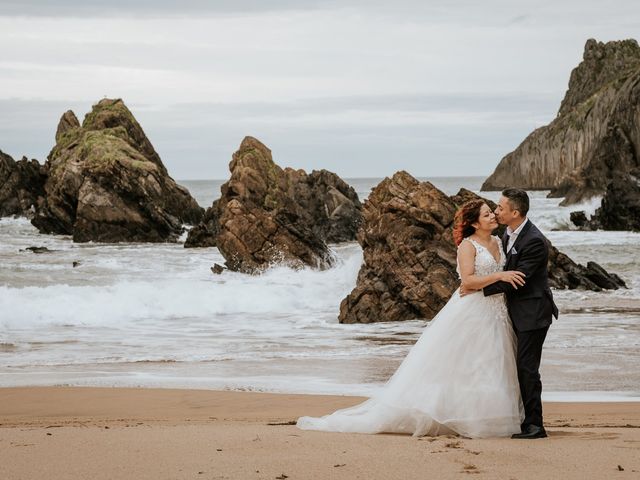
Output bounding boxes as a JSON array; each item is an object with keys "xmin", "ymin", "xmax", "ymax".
[{"xmin": 0, "ymin": 246, "xmax": 363, "ymax": 329}]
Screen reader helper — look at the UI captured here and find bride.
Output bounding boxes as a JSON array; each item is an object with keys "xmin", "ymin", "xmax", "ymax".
[{"xmin": 296, "ymin": 199, "xmax": 526, "ymax": 438}]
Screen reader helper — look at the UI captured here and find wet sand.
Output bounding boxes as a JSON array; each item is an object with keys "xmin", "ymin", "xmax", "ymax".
[{"xmin": 1, "ymin": 387, "xmax": 639, "ymax": 480}]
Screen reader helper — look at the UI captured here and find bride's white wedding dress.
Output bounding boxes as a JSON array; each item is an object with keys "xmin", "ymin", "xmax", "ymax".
[{"xmin": 296, "ymin": 235, "xmax": 524, "ymax": 438}]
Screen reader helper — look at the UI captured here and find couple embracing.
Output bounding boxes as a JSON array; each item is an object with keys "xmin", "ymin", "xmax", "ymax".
[{"xmin": 297, "ymin": 188, "xmax": 559, "ymax": 439}]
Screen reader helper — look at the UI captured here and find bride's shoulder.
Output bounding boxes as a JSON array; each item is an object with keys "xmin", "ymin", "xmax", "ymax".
[{"xmin": 457, "ymin": 237, "xmax": 476, "ymax": 251}]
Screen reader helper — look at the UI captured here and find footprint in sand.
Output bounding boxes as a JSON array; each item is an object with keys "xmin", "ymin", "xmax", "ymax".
[{"xmin": 461, "ymin": 464, "xmax": 481, "ymax": 474}]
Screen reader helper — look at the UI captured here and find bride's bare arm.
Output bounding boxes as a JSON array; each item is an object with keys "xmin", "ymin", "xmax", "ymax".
[{"xmin": 457, "ymin": 240, "xmax": 526, "ymax": 291}]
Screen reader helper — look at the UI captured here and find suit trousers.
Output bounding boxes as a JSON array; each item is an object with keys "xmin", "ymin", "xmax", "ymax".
[{"xmin": 516, "ymin": 325, "xmax": 549, "ymax": 428}]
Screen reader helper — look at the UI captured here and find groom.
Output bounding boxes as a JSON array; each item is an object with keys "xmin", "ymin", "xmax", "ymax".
[{"xmin": 482, "ymin": 188, "xmax": 558, "ymax": 439}]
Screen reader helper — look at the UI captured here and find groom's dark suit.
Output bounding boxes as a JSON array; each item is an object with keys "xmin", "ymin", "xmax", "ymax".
[{"xmin": 483, "ymin": 219, "xmax": 558, "ymax": 429}]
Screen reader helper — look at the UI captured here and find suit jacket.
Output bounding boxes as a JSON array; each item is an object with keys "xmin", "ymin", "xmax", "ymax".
[{"xmin": 483, "ymin": 220, "xmax": 559, "ymax": 332}]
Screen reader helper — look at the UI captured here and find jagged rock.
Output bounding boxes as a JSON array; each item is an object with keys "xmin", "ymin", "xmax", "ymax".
[
  {"xmin": 338, "ymin": 171, "xmax": 459, "ymax": 324},
  {"xmin": 55, "ymin": 110, "xmax": 80, "ymax": 142},
  {"xmin": 559, "ymin": 38, "xmax": 640, "ymax": 116},
  {"xmin": 293, "ymin": 169, "xmax": 363, "ymax": 243},
  {"xmin": 450, "ymin": 188, "xmax": 488, "ymax": 210},
  {"xmin": 210, "ymin": 263, "xmax": 225, "ymax": 275},
  {"xmin": 184, "ymin": 200, "xmax": 220, "ymax": 248},
  {"xmin": 547, "ymin": 249, "xmax": 626, "ymax": 291},
  {"xmin": 594, "ymin": 170, "xmax": 640, "ymax": 230},
  {"xmin": 569, "ymin": 210, "xmax": 589, "ymax": 228},
  {"xmin": 569, "ymin": 209, "xmax": 602, "ymax": 230},
  {"xmin": 457, "ymin": 188, "xmax": 626, "ymax": 291},
  {"xmin": 339, "ymin": 180, "xmax": 626, "ymax": 324},
  {"xmin": 482, "ymin": 39, "xmax": 640, "ymax": 231},
  {"xmin": 585, "ymin": 123, "xmax": 640, "ymax": 230},
  {"xmin": 566, "ymin": 121, "xmax": 640, "ymax": 231},
  {"xmin": 185, "ymin": 136, "xmax": 362, "ymax": 274},
  {"xmin": 0, "ymin": 150, "xmax": 46, "ymax": 217},
  {"xmin": 584, "ymin": 261, "xmax": 627, "ymax": 290},
  {"xmin": 22, "ymin": 246, "xmax": 54, "ymax": 254},
  {"xmin": 31, "ymin": 98, "xmax": 203, "ymax": 242}
]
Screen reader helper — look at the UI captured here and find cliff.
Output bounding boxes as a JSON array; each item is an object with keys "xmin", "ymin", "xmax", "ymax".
[{"xmin": 481, "ymin": 39, "xmax": 640, "ymax": 209}]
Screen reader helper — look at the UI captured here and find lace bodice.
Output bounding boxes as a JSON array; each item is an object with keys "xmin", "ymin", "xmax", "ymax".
[
  {"xmin": 456, "ymin": 235, "xmax": 508, "ymax": 318},
  {"xmin": 456, "ymin": 235, "xmax": 506, "ymax": 278}
]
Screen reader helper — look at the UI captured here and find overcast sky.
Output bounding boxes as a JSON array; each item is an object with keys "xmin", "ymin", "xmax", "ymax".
[{"xmin": 0, "ymin": 1, "xmax": 638, "ymax": 180}]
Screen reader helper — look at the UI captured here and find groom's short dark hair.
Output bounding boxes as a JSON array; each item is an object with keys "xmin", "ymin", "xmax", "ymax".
[{"xmin": 502, "ymin": 188, "xmax": 529, "ymax": 217}]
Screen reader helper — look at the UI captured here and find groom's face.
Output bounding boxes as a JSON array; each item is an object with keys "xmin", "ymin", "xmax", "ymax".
[{"xmin": 495, "ymin": 196, "xmax": 520, "ymax": 226}]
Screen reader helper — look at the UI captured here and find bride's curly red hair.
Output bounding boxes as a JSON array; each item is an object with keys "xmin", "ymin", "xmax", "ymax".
[{"xmin": 453, "ymin": 199, "xmax": 486, "ymax": 246}]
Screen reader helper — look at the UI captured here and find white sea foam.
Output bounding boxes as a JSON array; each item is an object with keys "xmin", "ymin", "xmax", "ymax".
[{"xmin": 0, "ymin": 245, "xmax": 363, "ymax": 329}]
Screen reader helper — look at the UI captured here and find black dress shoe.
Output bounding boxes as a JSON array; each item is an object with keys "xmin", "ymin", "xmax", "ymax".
[{"xmin": 511, "ymin": 424, "xmax": 547, "ymax": 439}]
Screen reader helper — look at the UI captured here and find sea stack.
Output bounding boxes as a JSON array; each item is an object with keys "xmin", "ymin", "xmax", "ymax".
[
  {"xmin": 185, "ymin": 136, "xmax": 363, "ymax": 273},
  {"xmin": 481, "ymin": 38, "xmax": 640, "ymax": 230},
  {"xmin": 338, "ymin": 171, "xmax": 459, "ymax": 324},
  {"xmin": 31, "ymin": 98, "xmax": 203, "ymax": 242}
]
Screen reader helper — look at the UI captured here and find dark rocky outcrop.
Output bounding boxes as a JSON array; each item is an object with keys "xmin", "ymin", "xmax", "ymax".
[
  {"xmin": 0, "ymin": 150, "xmax": 46, "ymax": 217},
  {"xmin": 547, "ymin": 248, "xmax": 626, "ymax": 291},
  {"xmin": 339, "ymin": 171, "xmax": 459, "ymax": 324},
  {"xmin": 567, "ymin": 123, "xmax": 640, "ymax": 230},
  {"xmin": 481, "ymin": 39, "xmax": 640, "ymax": 230},
  {"xmin": 20, "ymin": 246, "xmax": 55, "ymax": 254},
  {"xmin": 594, "ymin": 169, "xmax": 640, "ymax": 231},
  {"xmin": 31, "ymin": 98, "xmax": 203, "ymax": 242},
  {"xmin": 293, "ymin": 169, "xmax": 363, "ymax": 244},
  {"xmin": 569, "ymin": 210, "xmax": 590, "ymax": 228},
  {"xmin": 210, "ymin": 263, "xmax": 225, "ymax": 275},
  {"xmin": 338, "ymin": 176, "xmax": 626, "ymax": 324},
  {"xmin": 184, "ymin": 201, "xmax": 220, "ymax": 248},
  {"xmin": 185, "ymin": 136, "xmax": 362, "ymax": 274}
]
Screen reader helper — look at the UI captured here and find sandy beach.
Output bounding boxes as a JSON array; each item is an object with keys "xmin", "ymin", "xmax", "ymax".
[{"xmin": 0, "ymin": 387, "xmax": 638, "ymax": 480}]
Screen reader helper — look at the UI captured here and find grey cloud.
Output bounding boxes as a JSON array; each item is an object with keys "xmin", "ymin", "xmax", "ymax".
[
  {"xmin": 507, "ymin": 14, "xmax": 531, "ymax": 25},
  {"xmin": 0, "ymin": 0, "xmax": 327, "ymax": 17},
  {"xmin": 0, "ymin": 0, "xmax": 420, "ymax": 18},
  {"xmin": 0, "ymin": 93, "xmax": 558, "ymax": 179},
  {"xmin": 0, "ymin": 0, "xmax": 540, "ymax": 21}
]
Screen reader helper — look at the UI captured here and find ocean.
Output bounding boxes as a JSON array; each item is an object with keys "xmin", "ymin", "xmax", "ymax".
[{"xmin": 1, "ymin": 177, "xmax": 639, "ymax": 401}]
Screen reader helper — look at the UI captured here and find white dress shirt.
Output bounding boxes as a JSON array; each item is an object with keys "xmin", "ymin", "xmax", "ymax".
[{"xmin": 506, "ymin": 217, "xmax": 528, "ymax": 253}]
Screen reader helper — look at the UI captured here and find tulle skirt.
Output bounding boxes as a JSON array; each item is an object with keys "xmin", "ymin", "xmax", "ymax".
[{"xmin": 296, "ymin": 289, "xmax": 524, "ymax": 438}]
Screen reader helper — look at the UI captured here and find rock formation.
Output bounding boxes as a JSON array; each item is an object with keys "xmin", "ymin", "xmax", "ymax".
[
  {"xmin": 338, "ymin": 176, "xmax": 626, "ymax": 324},
  {"xmin": 0, "ymin": 150, "xmax": 46, "ymax": 217},
  {"xmin": 339, "ymin": 171, "xmax": 460, "ymax": 324},
  {"xmin": 31, "ymin": 98, "xmax": 203, "ymax": 242},
  {"xmin": 55, "ymin": 110, "xmax": 80, "ymax": 142},
  {"xmin": 184, "ymin": 202, "xmax": 220, "ymax": 248},
  {"xmin": 568, "ymin": 122, "xmax": 640, "ymax": 231},
  {"xmin": 481, "ymin": 39, "xmax": 640, "ymax": 230},
  {"xmin": 483, "ymin": 39, "xmax": 640, "ymax": 194},
  {"xmin": 547, "ymin": 247, "xmax": 626, "ymax": 291},
  {"xmin": 185, "ymin": 136, "xmax": 362, "ymax": 273}
]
